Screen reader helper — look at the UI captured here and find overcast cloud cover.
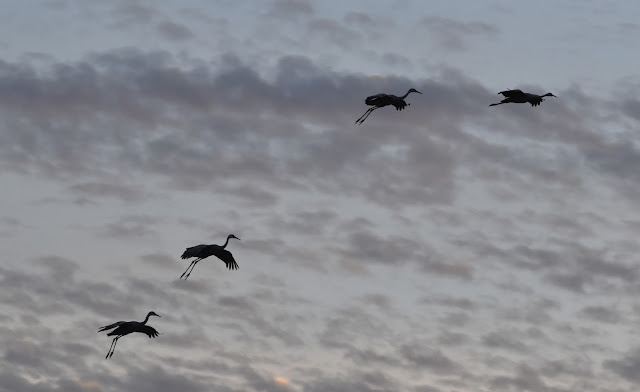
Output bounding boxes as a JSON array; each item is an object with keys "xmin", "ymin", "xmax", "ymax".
[{"xmin": 2, "ymin": 1, "xmax": 640, "ymax": 391}]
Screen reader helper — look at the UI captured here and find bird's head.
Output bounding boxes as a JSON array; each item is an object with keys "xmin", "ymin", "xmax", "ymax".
[
  {"xmin": 228, "ymin": 234, "xmax": 241, "ymax": 241},
  {"xmin": 409, "ymin": 88, "xmax": 422, "ymax": 94},
  {"xmin": 148, "ymin": 311, "xmax": 161, "ymax": 318},
  {"xmin": 544, "ymin": 92, "xmax": 556, "ymax": 97}
]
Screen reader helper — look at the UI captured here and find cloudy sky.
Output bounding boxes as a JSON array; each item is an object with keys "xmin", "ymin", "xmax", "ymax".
[{"xmin": 2, "ymin": 1, "xmax": 640, "ymax": 391}]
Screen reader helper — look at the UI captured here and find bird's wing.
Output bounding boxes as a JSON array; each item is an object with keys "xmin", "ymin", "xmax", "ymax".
[
  {"xmin": 98, "ymin": 321, "xmax": 126, "ymax": 332},
  {"xmin": 181, "ymin": 244, "xmax": 208, "ymax": 259},
  {"xmin": 525, "ymin": 93, "xmax": 543, "ymax": 106},
  {"xmin": 392, "ymin": 98, "xmax": 408, "ymax": 110},
  {"xmin": 139, "ymin": 325, "xmax": 160, "ymax": 338},
  {"xmin": 499, "ymin": 89, "xmax": 524, "ymax": 97},
  {"xmin": 365, "ymin": 93, "xmax": 389, "ymax": 106},
  {"xmin": 213, "ymin": 248, "xmax": 239, "ymax": 270}
]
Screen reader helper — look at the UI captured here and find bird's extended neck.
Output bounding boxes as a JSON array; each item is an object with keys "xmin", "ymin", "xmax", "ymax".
[
  {"xmin": 401, "ymin": 89, "xmax": 414, "ymax": 99},
  {"xmin": 141, "ymin": 312, "xmax": 152, "ymax": 325},
  {"xmin": 222, "ymin": 235, "xmax": 231, "ymax": 248}
]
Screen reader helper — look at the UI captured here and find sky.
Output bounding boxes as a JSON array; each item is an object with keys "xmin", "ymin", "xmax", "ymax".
[{"xmin": 2, "ymin": 1, "xmax": 640, "ymax": 391}]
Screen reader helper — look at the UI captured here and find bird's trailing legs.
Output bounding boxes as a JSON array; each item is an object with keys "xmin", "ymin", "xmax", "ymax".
[
  {"xmin": 355, "ymin": 106, "xmax": 380, "ymax": 125},
  {"xmin": 180, "ymin": 258, "xmax": 202, "ymax": 279},
  {"xmin": 106, "ymin": 336, "xmax": 120, "ymax": 359}
]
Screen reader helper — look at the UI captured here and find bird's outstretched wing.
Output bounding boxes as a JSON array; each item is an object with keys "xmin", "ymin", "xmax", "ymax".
[
  {"xmin": 365, "ymin": 93, "xmax": 389, "ymax": 106},
  {"xmin": 98, "ymin": 321, "xmax": 126, "ymax": 333},
  {"xmin": 528, "ymin": 95, "xmax": 544, "ymax": 106},
  {"xmin": 498, "ymin": 89, "xmax": 524, "ymax": 97},
  {"xmin": 181, "ymin": 244, "xmax": 208, "ymax": 259},
  {"xmin": 392, "ymin": 99, "xmax": 408, "ymax": 110},
  {"xmin": 139, "ymin": 325, "xmax": 159, "ymax": 338},
  {"xmin": 213, "ymin": 248, "xmax": 239, "ymax": 270}
]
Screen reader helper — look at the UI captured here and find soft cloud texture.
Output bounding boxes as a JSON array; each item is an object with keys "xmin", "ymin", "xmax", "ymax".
[{"xmin": 2, "ymin": 1, "xmax": 640, "ymax": 392}]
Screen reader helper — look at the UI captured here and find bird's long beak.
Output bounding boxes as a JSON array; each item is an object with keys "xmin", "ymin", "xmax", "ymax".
[{"xmin": 416, "ymin": 90, "xmax": 423, "ymax": 94}]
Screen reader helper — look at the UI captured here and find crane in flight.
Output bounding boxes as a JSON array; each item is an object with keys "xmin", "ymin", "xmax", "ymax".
[
  {"xmin": 355, "ymin": 88, "xmax": 422, "ymax": 125},
  {"xmin": 180, "ymin": 234, "xmax": 240, "ymax": 279},
  {"xmin": 489, "ymin": 89, "xmax": 556, "ymax": 107},
  {"xmin": 98, "ymin": 311, "xmax": 160, "ymax": 359}
]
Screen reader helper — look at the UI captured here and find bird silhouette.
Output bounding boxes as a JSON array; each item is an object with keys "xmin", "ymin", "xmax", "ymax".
[
  {"xmin": 355, "ymin": 88, "xmax": 422, "ymax": 125},
  {"xmin": 489, "ymin": 89, "xmax": 556, "ymax": 107},
  {"xmin": 98, "ymin": 311, "xmax": 160, "ymax": 359},
  {"xmin": 179, "ymin": 234, "xmax": 240, "ymax": 279}
]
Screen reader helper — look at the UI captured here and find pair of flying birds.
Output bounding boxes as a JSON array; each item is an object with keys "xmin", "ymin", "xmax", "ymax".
[
  {"xmin": 98, "ymin": 234, "xmax": 241, "ymax": 358},
  {"xmin": 356, "ymin": 88, "xmax": 556, "ymax": 124}
]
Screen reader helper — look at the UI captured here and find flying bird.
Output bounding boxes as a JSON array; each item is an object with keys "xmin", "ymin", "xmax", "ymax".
[
  {"xmin": 355, "ymin": 88, "xmax": 422, "ymax": 125},
  {"xmin": 180, "ymin": 234, "xmax": 240, "ymax": 279},
  {"xmin": 489, "ymin": 89, "xmax": 556, "ymax": 107},
  {"xmin": 98, "ymin": 311, "xmax": 160, "ymax": 359}
]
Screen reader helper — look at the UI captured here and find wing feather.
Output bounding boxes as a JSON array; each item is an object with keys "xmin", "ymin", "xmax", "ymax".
[
  {"xmin": 98, "ymin": 321, "xmax": 126, "ymax": 333},
  {"xmin": 499, "ymin": 89, "xmax": 524, "ymax": 97},
  {"xmin": 365, "ymin": 93, "xmax": 389, "ymax": 106},
  {"xmin": 213, "ymin": 248, "xmax": 239, "ymax": 270},
  {"xmin": 181, "ymin": 244, "xmax": 208, "ymax": 259},
  {"xmin": 139, "ymin": 325, "xmax": 160, "ymax": 338}
]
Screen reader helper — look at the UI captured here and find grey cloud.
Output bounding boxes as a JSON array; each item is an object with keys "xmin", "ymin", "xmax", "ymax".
[
  {"xmin": 497, "ymin": 297, "xmax": 559, "ymax": 325},
  {"xmin": 307, "ymin": 18, "xmax": 363, "ymax": 50},
  {"xmin": 0, "ymin": 50, "xmax": 483, "ymax": 208},
  {"xmin": 343, "ymin": 11, "xmax": 374, "ymax": 28},
  {"xmin": 436, "ymin": 330, "xmax": 469, "ymax": 346},
  {"xmin": 399, "ymin": 344, "xmax": 459, "ymax": 374},
  {"xmin": 140, "ymin": 253, "xmax": 179, "ymax": 269},
  {"xmin": 422, "ymin": 295, "xmax": 476, "ymax": 310},
  {"xmin": 335, "ymin": 229, "xmax": 473, "ymax": 279},
  {"xmin": 157, "ymin": 20, "xmax": 194, "ymax": 41},
  {"xmin": 490, "ymin": 364, "xmax": 548, "ymax": 392},
  {"xmin": 318, "ymin": 307, "xmax": 392, "ymax": 350},
  {"xmin": 215, "ymin": 295, "xmax": 306, "ymax": 347},
  {"xmin": 380, "ymin": 52, "xmax": 412, "ymax": 69},
  {"xmin": 483, "ymin": 330, "xmax": 529, "ymax": 353},
  {"xmin": 546, "ymin": 271, "xmax": 591, "ymax": 293},
  {"xmin": 540, "ymin": 357, "xmax": 594, "ymax": 379},
  {"xmin": 421, "ymin": 258, "xmax": 473, "ymax": 280},
  {"xmin": 301, "ymin": 370, "xmax": 400, "ymax": 392},
  {"xmin": 338, "ymin": 230, "xmax": 420, "ymax": 267},
  {"xmin": 236, "ymin": 366, "xmax": 294, "ymax": 392},
  {"xmin": 219, "ymin": 295, "xmax": 255, "ymax": 311},
  {"xmin": 0, "ymin": 216, "xmax": 28, "ymax": 237},
  {"xmin": 100, "ymin": 214, "xmax": 162, "ymax": 240},
  {"xmin": 109, "ymin": 3, "xmax": 156, "ymax": 29},
  {"xmin": 0, "ymin": 259, "xmax": 150, "ymax": 321},
  {"xmin": 604, "ymin": 348, "xmax": 640, "ymax": 382},
  {"xmin": 579, "ymin": 305, "xmax": 622, "ymax": 324},
  {"xmin": 268, "ymin": 0, "xmax": 313, "ymax": 19},
  {"xmin": 267, "ymin": 209, "xmax": 337, "ymax": 237},
  {"xmin": 439, "ymin": 311, "xmax": 471, "ymax": 327},
  {"xmin": 419, "ymin": 16, "xmax": 499, "ymax": 51},
  {"xmin": 413, "ymin": 386, "xmax": 442, "ymax": 392},
  {"xmin": 344, "ymin": 347, "xmax": 401, "ymax": 367},
  {"xmin": 68, "ymin": 180, "xmax": 152, "ymax": 203},
  {"xmin": 118, "ymin": 365, "xmax": 210, "ymax": 392},
  {"xmin": 359, "ymin": 293, "xmax": 393, "ymax": 312}
]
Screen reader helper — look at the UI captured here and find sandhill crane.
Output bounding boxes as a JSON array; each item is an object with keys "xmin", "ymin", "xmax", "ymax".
[
  {"xmin": 179, "ymin": 234, "xmax": 240, "ymax": 279},
  {"xmin": 98, "ymin": 311, "xmax": 160, "ymax": 359},
  {"xmin": 489, "ymin": 89, "xmax": 556, "ymax": 107},
  {"xmin": 355, "ymin": 88, "xmax": 422, "ymax": 125}
]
